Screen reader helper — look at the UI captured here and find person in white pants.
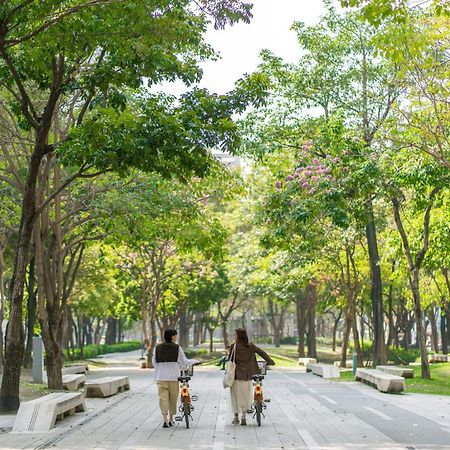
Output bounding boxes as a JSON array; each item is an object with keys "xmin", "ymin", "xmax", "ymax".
[{"xmin": 152, "ymin": 329, "xmax": 198, "ymax": 428}]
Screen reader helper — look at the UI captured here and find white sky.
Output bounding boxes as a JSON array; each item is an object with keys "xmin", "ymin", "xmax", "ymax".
[{"xmin": 159, "ymin": 0, "xmax": 325, "ymax": 96}]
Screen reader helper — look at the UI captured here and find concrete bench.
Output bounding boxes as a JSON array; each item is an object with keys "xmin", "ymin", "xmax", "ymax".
[
  {"xmin": 85, "ymin": 376, "xmax": 130, "ymax": 398},
  {"xmin": 12, "ymin": 392, "xmax": 86, "ymax": 432},
  {"xmin": 334, "ymin": 360, "xmax": 353, "ymax": 368},
  {"xmin": 429, "ymin": 354, "xmax": 449, "ymax": 363},
  {"xmin": 377, "ymin": 365, "xmax": 414, "ymax": 378},
  {"xmin": 307, "ymin": 363, "xmax": 340, "ymax": 379},
  {"xmin": 62, "ymin": 374, "xmax": 85, "ymax": 391},
  {"xmin": 62, "ymin": 364, "xmax": 88, "ymax": 375},
  {"xmin": 298, "ymin": 357, "xmax": 317, "ymax": 366},
  {"xmin": 355, "ymin": 368, "xmax": 404, "ymax": 393}
]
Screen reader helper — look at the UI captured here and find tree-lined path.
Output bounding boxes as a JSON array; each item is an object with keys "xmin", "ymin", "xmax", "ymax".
[{"xmin": 1, "ymin": 351, "xmax": 450, "ymax": 450}]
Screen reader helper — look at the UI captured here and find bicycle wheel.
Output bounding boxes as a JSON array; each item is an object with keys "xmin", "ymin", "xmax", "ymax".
[
  {"xmin": 183, "ymin": 402, "xmax": 190, "ymax": 429},
  {"xmin": 255, "ymin": 401, "xmax": 262, "ymax": 426}
]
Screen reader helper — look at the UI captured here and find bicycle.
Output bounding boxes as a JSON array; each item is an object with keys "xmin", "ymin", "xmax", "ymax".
[
  {"xmin": 175, "ymin": 365, "xmax": 198, "ymax": 429},
  {"xmin": 251, "ymin": 361, "xmax": 270, "ymax": 426}
]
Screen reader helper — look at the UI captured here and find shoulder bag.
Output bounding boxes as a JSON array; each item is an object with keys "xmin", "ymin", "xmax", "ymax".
[{"xmin": 222, "ymin": 344, "xmax": 236, "ymax": 389}]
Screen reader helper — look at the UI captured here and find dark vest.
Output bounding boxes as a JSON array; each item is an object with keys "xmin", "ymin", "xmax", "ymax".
[{"xmin": 155, "ymin": 342, "xmax": 179, "ymax": 363}]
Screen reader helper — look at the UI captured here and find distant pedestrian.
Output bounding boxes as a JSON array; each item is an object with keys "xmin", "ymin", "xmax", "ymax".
[
  {"xmin": 228, "ymin": 328, "xmax": 275, "ymax": 425},
  {"xmin": 152, "ymin": 329, "xmax": 198, "ymax": 428}
]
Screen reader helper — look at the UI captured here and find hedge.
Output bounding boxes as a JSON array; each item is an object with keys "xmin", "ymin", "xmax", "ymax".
[{"xmin": 65, "ymin": 341, "xmax": 142, "ymax": 361}]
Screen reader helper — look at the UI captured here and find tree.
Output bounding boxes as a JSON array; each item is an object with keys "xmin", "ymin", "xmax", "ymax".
[
  {"xmin": 244, "ymin": 5, "xmax": 402, "ymax": 364},
  {"xmin": 387, "ymin": 151, "xmax": 449, "ymax": 378},
  {"xmin": 0, "ymin": 0, "xmax": 264, "ymax": 411}
]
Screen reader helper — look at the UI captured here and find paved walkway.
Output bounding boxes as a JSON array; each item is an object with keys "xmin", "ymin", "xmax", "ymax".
[{"xmin": 1, "ymin": 351, "xmax": 450, "ymax": 449}]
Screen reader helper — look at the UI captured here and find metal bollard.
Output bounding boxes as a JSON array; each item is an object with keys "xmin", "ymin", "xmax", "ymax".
[
  {"xmin": 352, "ymin": 352, "xmax": 357, "ymax": 376},
  {"xmin": 32, "ymin": 336, "xmax": 44, "ymax": 384}
]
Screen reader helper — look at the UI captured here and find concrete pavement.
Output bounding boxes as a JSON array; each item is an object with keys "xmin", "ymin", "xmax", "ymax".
[{"xmin": 1, "ymin": 350, "xmax": 449, "ymax": 449}]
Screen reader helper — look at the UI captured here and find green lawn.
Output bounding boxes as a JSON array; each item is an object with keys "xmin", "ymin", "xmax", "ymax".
[
  {"xmin": 264, "ymin": 344, "xmax": 342, "ymax": 365},
  {"xmin": 337, "ymin": 363, "xmax": 450, "ymax": 396},
  {"xmin": 406, "ymin": 363, "xmax": 450, "ymax": 396}
]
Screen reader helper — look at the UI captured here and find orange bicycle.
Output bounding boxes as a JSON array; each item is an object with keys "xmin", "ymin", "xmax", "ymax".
[
  {"xmin": 252, "ymin": 361, "xmax": 270, "ymax": 426},
  {"xmin": 175, "ymin": 366, "xmax": 198, "ymax": 429}
]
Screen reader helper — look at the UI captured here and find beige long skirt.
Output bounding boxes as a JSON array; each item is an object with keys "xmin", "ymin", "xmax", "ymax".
[{"xmin": 230, "ymin": 380, "xmax": 252, "ymax": 414}]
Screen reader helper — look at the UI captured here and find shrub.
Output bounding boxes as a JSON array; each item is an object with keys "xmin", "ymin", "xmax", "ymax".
[
  {"xmin": 65, "ymin": 341, "xmax": 141, "ymax": 361},
  {"xmin": 184, "ymin": 348, "xmax": 208, "ymax": 358},
  {"xmin": 280, "ymin": 336, "xmax": 298, "ymax": 345},
  {"xmin": 387, "ymin": 347, "xmax": 420, "ymax": 365},
  {"xmin": 253, "ymin": 337, "xmax": 272, "ymax": 344}
]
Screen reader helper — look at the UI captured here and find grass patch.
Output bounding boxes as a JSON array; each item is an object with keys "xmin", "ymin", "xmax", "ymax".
[
  {"xmin": 264, "ymin": 344, "xmax": 342, "ymax": 365},
  {"xmin": 268, "ymin": 353, "xmax": 299, "ymax": 367},
  {"xmin": 406, "ymin": 363, "xmax": 450, "ymax": 396},
  {"xmin": 334, "ymin": 363, "xmax": 450, "ymax": 396},
  {"xmin": 337, "ymin": 370, "xmax": 355, "ymax": 381}
]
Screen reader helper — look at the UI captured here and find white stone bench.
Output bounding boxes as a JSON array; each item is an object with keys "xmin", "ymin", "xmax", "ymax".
[
  {"xmin": 62, "ymin": 374, "xmax": 86, "ymax": 391},
  {"xmin": 306, "ymin": 363, "xmax": 340, "ymax": 379},
  {"xmin": 62, "ymin": 364, "xmax": 88, "ymax": 375},
  {"xmin": 13, "ymin": 392, "xmax": 86, "ymax": 432},
  {"xmin": 85, "ymin": 376, "xmax": 130, "ymax": 398},
  {"xmin": 429, "ymin": 354, "xmax": 449, "ymax": 363},
  {"xmin": 355, "ymin": 368, "xmax": 404, "ymax": 393},
  {"xmin": 298, "ymin": 357, "xmax": 317, "ymax": 366},
  {"xmin": 377, "ymin": 365, "xmax": 414, "ymax": 378},
  {"xmin": 334, "ymin": 360, "xmax": 353, "ymax": 368}
]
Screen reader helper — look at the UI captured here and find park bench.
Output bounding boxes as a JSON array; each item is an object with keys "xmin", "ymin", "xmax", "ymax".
[
  {"xmin": 62, "ymin": 364, "xmax": 89, "ymax": 375},
  {"xmin": 85, "ymin": 376, "xmax": 130, "ymax": 397},
  {"xmin": 12, "ymin": 392, "xmax": 86, "ymax": 432},
  {"xmin": 62, "ymin": 374, "xmax": 86, "ymax": 391},
  {"xmin": 334, "ymin": 360, "xmax": 352, "ymax": 368},
  {"xmin": 307, "ymin": 363, "xmax": 340, "ymax": 379},
  {"xmin": 377, "ymin": 365, "xmax": 414, "ymax": 378},
  {"xmin": 355, "ymin": 368, "xmax": 404, "ymax": 393},
  {"xmin": 429, "ymin": 354, "xmax": 449, "ymax": 363},
  {"xmin": 298, "ymin": 357, "xmax": 317, "ymax": 366}
]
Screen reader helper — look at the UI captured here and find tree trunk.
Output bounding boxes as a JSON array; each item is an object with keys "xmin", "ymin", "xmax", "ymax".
[
  {"xmin": 94, "ymin": 317, "xmax": 105, "ymax": 346},
  {"xmin": 412, "ymin": 270, "xmax": 430, "ymax": 378},
  {"xmin": 0, "ymin": 150, "xmax": 41, "ymax": 410},
  {"xmin": 105, "ymin": 317, "xmax": 117, "ymax": 345},
  {"xmin": 386, "ymin": 263, "xmax": 396, "ymax": 348},
  {"xmin": 429, "ymin": 306, "xmax": 439, "ymax": 353},
  {"xmin": 179, "ymin": 307, "xmax": 188, "ymax": 348},
  {"xmin": 365, "ymin": 202, "xmax": 386, "ymax": 366},
  {"xmin": 340, "ymin": 309, "xmax": 352, "ymax": 368},
  {"xmin": 221, "ymin": 320, "xmax": 229, "ymax": 348},
  {"xmin": 84, "ymin": 318, "xmax": 93, "ymax": 345},
  {"xmin": 350, "ymin": 299, "xmax": 363, "ymax": 367},
  {"xmin": 44, "ymin": 336, "xmax": 64, "ymax": 390},
  {"xmin": 268, "ymin": 299, "xmax": 285, "ymax": 348},
  {"xmin": 208, "ymin": 327, "xmax": 214, "ymax": 353},
  {"xmin": 141, "ymin": 286, "xmax": 149, "ymax": 348},
  {"xmin": 331, "ymin": 311, "xmax": 342, "ymax": 353},
  {"xmin": 147, "ymin": 307, "xmax": 158, "ymax": 369},
  {"xmin": 296, "ymin": 294, "xmax": 307, "ymax": 357},
  {"xmin": 392, "ymin": 194, "xmax": 437, "ymax": 379},
  {"xmin": 0, "ymin": 260, "xmax": 4, "ymax": 367},
  {"xmin": 23, "ymin": 256, "xmax": 37, "ymax": 369},
  {"xmin": 117, "ymin": 317, "xmax": 123, "ymax": 343},
  {"xmin": 42, "ymin": 324, "xmax": 64, "ymax": 390},
  {"xmin": 306, "ymin": 284, "xmax": 317, "ymax": 358},
  {"xmin": 440, "ymin": 306, "xmax": 448, "ymax": 354}
]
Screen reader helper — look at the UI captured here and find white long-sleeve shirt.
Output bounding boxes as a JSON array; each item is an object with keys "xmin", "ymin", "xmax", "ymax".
[{"xmin": 152, "ymin": 346, "xmax": 198, "ymax": 381}]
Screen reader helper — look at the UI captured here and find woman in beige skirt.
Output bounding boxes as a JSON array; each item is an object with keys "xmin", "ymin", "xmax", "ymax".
[{"xmin": 228, "ymin": 328, "xmax": 275, "ymax": 425}]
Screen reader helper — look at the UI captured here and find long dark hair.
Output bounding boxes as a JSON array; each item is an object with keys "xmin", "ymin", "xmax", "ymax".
[{"xmin": 235, "ymin": 328, "xmax": 249, "ymax": 345}]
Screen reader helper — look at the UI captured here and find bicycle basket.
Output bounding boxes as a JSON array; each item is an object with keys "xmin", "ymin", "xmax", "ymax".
[
  {"xmin": 257, "ymin": 361, "xmax": 267, "ymax": 375},
  {"xmin": 181, "ymin": 365, "xmax": 194, "ymax": 377}
]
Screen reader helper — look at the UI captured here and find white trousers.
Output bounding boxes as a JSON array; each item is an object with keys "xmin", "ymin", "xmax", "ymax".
[{"xmin": 230, "ymin": 380, "xmax": 252, "ymax": 414}]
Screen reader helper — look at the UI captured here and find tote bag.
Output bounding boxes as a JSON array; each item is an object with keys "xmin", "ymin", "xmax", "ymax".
[{"xmin": 222, "ymin": 344, "xmax": 236, "ymax": 389}]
